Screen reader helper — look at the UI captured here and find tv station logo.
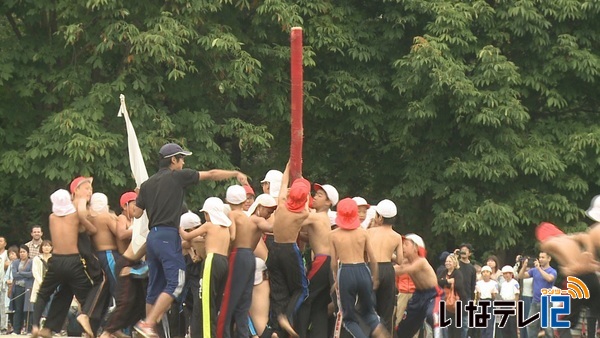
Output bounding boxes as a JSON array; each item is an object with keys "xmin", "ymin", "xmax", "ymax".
[{"xmin": 439, "ymin": 276, "xmax": 590, "ymax": 329}]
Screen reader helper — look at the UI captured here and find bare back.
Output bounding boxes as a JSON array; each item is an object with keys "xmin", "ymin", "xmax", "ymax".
[
  {"xmin": 90, "ymin": 212, "xmax": 119, "ymax": 251},
  {"xmin": 302, "ymin": 211, "xmax": 331, "ymax": 255},
  {"xmin": 231, "ymin": 210, "xmax": 263, "ymax": 249},
  {"xmin": 273, "ymin": 206, "xmax": 309, "ymax": 243},
  {"xmin": 203, "ymin": 223, "xmax": 232, "ymax": 257},
  {"xmin": 330, "ymin": 227, "xmax": 370, "ymax": 263},
  {"xmin": 368, "ymin": 226, "xmax": 402, "ymax": 263},
  {"xmin": 49, "ymin": 213, "xmax": 81, "ymax": 255}
]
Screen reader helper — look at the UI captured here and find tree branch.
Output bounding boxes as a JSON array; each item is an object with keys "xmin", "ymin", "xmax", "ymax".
[{"xmin": 5, "ymin": 13, "xmax": 22, "ymax": 40}]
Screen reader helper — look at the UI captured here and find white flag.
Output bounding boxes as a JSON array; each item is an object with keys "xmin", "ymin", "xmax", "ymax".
[{"xmin": 118, "ymin": 94, "xmax": 149, "ymax": 254}]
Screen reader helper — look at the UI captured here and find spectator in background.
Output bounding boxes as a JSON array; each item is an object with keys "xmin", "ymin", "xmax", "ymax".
[
  {"xmin": 486, "ymin": 255, "xmax": 503, "ymax": 283},
  {"xmin": 436, "ymin": 251, "xmax": 450, "ymax": 276},
  {"xmin": 30, "ymin": 240, "xmax": 52, "ymax": 316},
  {"xmin": 514, "ymin": 255, "xmax": 533, "ymax": 338},
  {"xmin": 438, "ymin": 253, "xmax": 468, "ymax": 338},
  {"xmin": 25, "ymin": 226, "xmax": 44, "ymax": 258},
  {"xmin": 4, "ymin": 245, "xmax": 18, "ymax": 333},
  {"xmin": 456, "ymin": 244, "xmax": 476, "ymax": 338},
  {"xmin": 498, "ymin": 266, "xmax": 519, "ymax": 338},
  {"xmin": 10, "ymin": 245, "xmax": 33, "ymax": 335},
  {"xmin": 518, "ymin": 252, "xmax": 556, "ymax": 338},
  {"xmin": 0, "ymin": 237, "xmax": 8, "ymax": 334}
]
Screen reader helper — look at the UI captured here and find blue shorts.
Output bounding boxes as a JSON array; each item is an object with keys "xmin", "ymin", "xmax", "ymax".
[{"xmin": 146, "ymin": 226, "xmax": 186, "ymax": 304}]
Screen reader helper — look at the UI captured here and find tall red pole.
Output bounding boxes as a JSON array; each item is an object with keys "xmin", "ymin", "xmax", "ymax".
[{"xmin": 290, "ymin": 27, "xmax": 303, "ymax": 180}]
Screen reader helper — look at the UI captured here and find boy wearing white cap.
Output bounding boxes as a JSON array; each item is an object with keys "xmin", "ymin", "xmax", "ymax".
[
  {"xmin": 475, "ymin": 266, "xmax": 498, "ymax": 338},
  {"xmin": 296, "ymin": 183, "xmax": 338, "ymax": 338},
  {"xmin": 89, "ymin": 192, "xmax": 121, "ymax": 299},
  {"xmin": 395, "ymin": 234, "xmax": 443, "ymax": 338},
  {"xmin": 217, "ymin": 185, "xmax": 263, "ymax": 338},
  {"xmin": 31, "ymin": 189, "xmax": 94, "ymax": 338},
  {"xmin": 367, "ymin": 199, "xmax": 403, "ymax": 334},
  {"xmin": 179, "ymin": 197, "xmax": 232, "ymax": 338},
  {"xmin": 246, "ymin": 194, "xmax": 278, "ymax": 337},
  {"xmin": 330, "ymin": 198, "xmax": 387, "ymax": 338}
]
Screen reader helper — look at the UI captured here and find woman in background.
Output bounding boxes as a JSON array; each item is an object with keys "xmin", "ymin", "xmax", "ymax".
[
  {"xmin": 30, "ymin": 240, "xmax": 52, "ymax": 321},
  {"xmin": 9, "ymin": 245, "xmax": 34, "ymax": 334}
]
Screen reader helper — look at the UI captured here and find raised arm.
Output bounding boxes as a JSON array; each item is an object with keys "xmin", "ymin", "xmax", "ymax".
[
  {"xmin": 278, "ymin": 161, "xmax": 291, "ymax": 207},
  {"xmin": 76, "ymin": 198, "xmax": 97, "ymax": 235}
]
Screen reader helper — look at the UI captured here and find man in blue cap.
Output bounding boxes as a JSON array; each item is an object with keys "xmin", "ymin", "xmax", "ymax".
[{"xmin": 132, "ymin": 143, "xmax": 248, "ymax": 338}]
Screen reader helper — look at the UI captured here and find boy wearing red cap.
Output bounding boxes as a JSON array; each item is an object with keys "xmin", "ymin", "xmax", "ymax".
[
  {"xmin": 395, "ymin": 234, "xmax": 443, "ymax": 338},
  {"xmin": 525, "ymin": 222, "xmax": 600, "ymax": 338},
  {"xmin": 329, "ymin": 198, "xmax": 388, "ymax": 338},
  {"xmin": 116, "ymin": 192, "xmax": 137, "ymax": 254},
  {"xmin": 266, "ymin": 162, "xmax": 310, "ymax": 337}
]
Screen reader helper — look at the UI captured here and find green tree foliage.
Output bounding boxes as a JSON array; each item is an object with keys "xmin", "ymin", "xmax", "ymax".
[{"xmin": 1, "ymin": 0, "xmax": 600, "ymax": 260}]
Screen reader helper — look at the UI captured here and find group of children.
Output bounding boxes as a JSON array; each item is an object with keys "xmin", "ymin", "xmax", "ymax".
[{"xmin": 20, "ymin": 142, "xmax": 600, "ymax": 338}]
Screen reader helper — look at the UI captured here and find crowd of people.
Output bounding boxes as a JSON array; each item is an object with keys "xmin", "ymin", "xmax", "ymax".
[{"xmin": 1, "ymin": 142, "xmax": 599, "ymax": 338}]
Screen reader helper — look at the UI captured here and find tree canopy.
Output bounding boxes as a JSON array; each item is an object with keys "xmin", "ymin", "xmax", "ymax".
[{"xmin": 1, "ymin": 0, "xmax": 600, "ymax": 260}]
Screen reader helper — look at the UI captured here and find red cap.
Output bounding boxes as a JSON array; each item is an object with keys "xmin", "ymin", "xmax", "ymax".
[
  {"xmin": 335, "ymin": 198, "xmax": 361, "ymax": 230},
  {"xmin": 120, "ymin": 191, "xmax": 138, "ymax": 208},
  {"xmin": 286, "ymin": 180, "xmax": 309, "ymax": 213},
  {"xmin": 243, "ymin": 185, "xmax": 255, "ymax": 196},
  {"xmin": 70, "ymin": 176, "xmax": 93, "ymax": 194},
  {"xmin": 536, "ymin": 222, "xmax": 565, "ymax": 243}
]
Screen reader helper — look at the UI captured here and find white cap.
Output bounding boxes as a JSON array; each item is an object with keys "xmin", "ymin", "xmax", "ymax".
[
  {"xmin": 261, "ymin": 170, "xmax": 283, "ymax": 184},
  {"xmin": 586, "ymin": 195, "xmax": 600, "ymax": 222},
  {"xmin": 352, "ymin": 197, "xmax": 370, "ymax": 208},
  {"xmin": 50, "ymin": 189, "xmax": 76, "ymax": 217},
  {"xmin": 328, "ymin": 210, "xmax": 337, "ymax": 226},
  {"xmin": 247, "ymin": 193, "xmax": 277, "ymax": 216},
  {"xmin": 90, "ymin": 193, "xmax": 109, "ymax": 214},
  {"xmin": 226, "ymin": 185, "xmax": 247, "ymax": 205},
  {"xmin": 501, "ymin": 265, "xmax": 514, "ymax": 274},
  {"xmin": 180, "ymin": 211, "xmax": 201, "ymax": 230},
  {"xmin": 361, "ymin": 207, "xmax": 377, "ymax": 229},
  {"xmin": 481, "ymin": 266, "xmax": 492, "ymax": 273},
  {"xmin": 269, "ymin": 178, "xmax": 282, "ymax": 199},
  {"xmin": 374, "ymin": 199, "xmax": 397, "ymax": 218},
  {"xmin": 404, "ymin": 233, "xmax": 425, "ymax": 249},
  {"xmin": 314, "ymin": 183, "xmax": 339, "ymax": 207},
  {"xmin": 200, "ymin": 197, "xmax": 232, "ymax": 227}
]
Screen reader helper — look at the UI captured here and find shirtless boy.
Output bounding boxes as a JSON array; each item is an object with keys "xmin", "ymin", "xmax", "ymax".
[
  {"xmin": 180, "ymin": 197, "xmax": 232, "ymax": 338},
  {"xmin": 266, "ymin": 162, "xmax": 311, "ymax": 337},
  {"xmin": 532, "ymin": 222, "xmax": 600, "ymax": 336},
  {"xmin": 368, "ymin": 199, "xmax": 403, "ymax": 334},
  {"xmin": 296, "ymin": 183, "xmax": 338, "ymax": 338},
  {"xmin": 31, "ymin": 189, "xmax": 94, "ymax": 338},
  {"xmin": 89, "ymin": 192, "xmax": 121, "ymax": 298},
  {"xmin": 395, "ymin": 234, "xmax": 442, "ymax": 338},
  {"xmin": 116, "ymin": 191, "xmax": 137, "ymax": 254},
  {"xmin": 330, "ymin": 198, "xmax": 388, "ymax": 338},
  {"xmin": 246, "ymin": 194, "xmax": 278, "ymax": 337},
  {"xmin": 218, "ymin": 187, "xmax": 275, "ymax": 338}
]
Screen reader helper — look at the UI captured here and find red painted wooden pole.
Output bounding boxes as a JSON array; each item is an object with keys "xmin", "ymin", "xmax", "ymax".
[{"xmin": 290, "ymin": 27, "xmax": 303, "ymax": 180}]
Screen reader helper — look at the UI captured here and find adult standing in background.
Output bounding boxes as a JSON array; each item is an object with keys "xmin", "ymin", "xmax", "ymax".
[
  {"xmin": 455, "ymin": 243, "xmax": 476, "ymax": 338},
  {"xmin": 25, "ymin": 226, "xmax": 44, "ymax": 259},
  {"xmin": 10, "ymin": 245, "xmax": 33, "ymax": 335},
  {"xmin": 518, "ymin": 252, "xmax": 556, "ymax": 338},
  {"xmin": 0, "ymin": 237, "xmax": 9, "ymax": 334},
  {"xmin": 132, "ymin": 142, "xmax": 248, "ymax": 338}
]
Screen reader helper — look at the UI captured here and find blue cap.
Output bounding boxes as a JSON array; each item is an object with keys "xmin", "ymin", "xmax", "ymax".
[{"xmin": 159, "ymin": 143, "xmax": 192, "ymax": 158}]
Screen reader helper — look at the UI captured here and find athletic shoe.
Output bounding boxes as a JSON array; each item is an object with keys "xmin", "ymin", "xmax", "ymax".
[{"xmin": 134, "ymin": 320, "xmax": 158, "ymax": 338}]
